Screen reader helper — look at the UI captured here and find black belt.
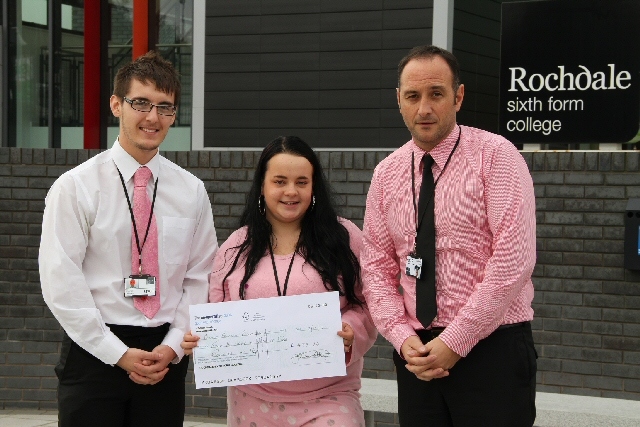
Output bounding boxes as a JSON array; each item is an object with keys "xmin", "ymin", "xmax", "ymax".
[
  {"xmin": 106, "ymin": 323, "xmax": 170, "ymax": 338},
  {"xmin": 417, "ymin": 321, "xmax": 529, "ymax": 342},
  {"xmin": 105, "ymin": 323, "xmax": 170, "ymax": 352}
]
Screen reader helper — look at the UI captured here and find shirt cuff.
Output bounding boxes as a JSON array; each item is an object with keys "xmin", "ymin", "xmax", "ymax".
[
  {"xmin": 388, "ymin": 323, "xmax": 420, "ymax": 354},
  {"xmin": 438, "ymin": 322, "xmax": 478, "ymax": 357},
  {"xmin": 163, "ymin": 327, "xmax": 186, "ymax": 363},
  {"xmin": 95, "ymin": 331, "xmax": 129, "ymax": 366}
]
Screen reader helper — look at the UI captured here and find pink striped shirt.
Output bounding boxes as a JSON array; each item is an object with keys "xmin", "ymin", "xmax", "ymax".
[{"xmin": 361, "ymin": 125, "xmax": 536, "ymax": 357}]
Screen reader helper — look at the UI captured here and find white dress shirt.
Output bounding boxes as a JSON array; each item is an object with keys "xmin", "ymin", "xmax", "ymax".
[{"xmin": 39, "ymin": 140, "xmax": 218, "ymax": 365}]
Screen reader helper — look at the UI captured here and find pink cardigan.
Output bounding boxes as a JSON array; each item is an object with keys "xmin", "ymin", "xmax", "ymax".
[{"xmin": 209, "ymin": 218, "xmax": 378, "ymax": 402}]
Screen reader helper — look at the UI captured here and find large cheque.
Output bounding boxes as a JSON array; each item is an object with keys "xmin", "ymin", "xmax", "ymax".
[{"xmin": 189, "ymin": 291, "xmax": 346, "ymax": 388}]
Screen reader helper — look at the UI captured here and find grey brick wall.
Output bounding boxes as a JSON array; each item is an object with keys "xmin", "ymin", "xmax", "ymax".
[
  {"xmin": 2, "ymin": 148, "xmax": 640, "ymax": 424},
  {"xmin": 523, "ymin": 151, "xmax": 640, "ymax": 400}
]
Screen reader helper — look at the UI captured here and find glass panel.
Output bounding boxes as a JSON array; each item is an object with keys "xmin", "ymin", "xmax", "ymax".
[
  {"xmin": 22, "ymin": 0, "xmax": 47, "ymax": 26},
  {"xmin": 108, "ymin": 0, "xmax": 133, "ymax": 73},
  {"xmin": 155, "ymin": 0, "xmax": 193, "ymax": 151},
  {"xmin": 61, "ymin": 4, "xmax": 73, "ymax": 30},
  {"xmin": 106, "ymin": 0, "xmax": 193, "ymax": 151},
  {"xmin": 107, "ymin": 0, "xmax": 133, "ymax": 144},
  {"xmin": 10, "ymin": 0, "xmax": 83, "ymax": 148},
  {"xmin": 13, "ymin": 0, "xmax": 49, "ymax": 148},
  {"xmin": 59, "ymin": 2, "xmax": 84, "ymax": 149},
  {"xmin": 8, "ymin": 0, "xmax": 193, "ymax": 149}
]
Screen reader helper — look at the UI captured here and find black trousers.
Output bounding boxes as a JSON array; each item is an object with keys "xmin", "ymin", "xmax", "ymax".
[
  {"xmin": 393, "ymin": 322, "xmax": 537, "ymax": 427},
  {"xmin": 56, "ymin": 323, "xmax": 189, "ymax": 427}
]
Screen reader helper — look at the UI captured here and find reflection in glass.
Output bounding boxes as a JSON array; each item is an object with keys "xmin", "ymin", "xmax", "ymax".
[
  {"xmin": 13, "ymin": 0, "xmax": 49, "ymax": 148},
  {"xmin": 8, "ymin": 0, "xmax": 193, "ymax": 150},
  {"xmin": 106, "ymin": 0, "xmax": 193, "ymax": 150}
]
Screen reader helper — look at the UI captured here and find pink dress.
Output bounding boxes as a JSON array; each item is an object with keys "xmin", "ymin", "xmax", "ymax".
[{"xmin": 209, "ymin": 218, "xmax": 377, "ymax": 427}]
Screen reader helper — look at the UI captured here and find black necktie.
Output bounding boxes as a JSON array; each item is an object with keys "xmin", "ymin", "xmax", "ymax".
[{"xmin": 415, "ymin": 155, "xmax": 437, "ymax": 328}]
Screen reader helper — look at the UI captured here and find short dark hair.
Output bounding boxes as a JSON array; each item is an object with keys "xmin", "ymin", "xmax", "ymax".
[
  {"xmin": 397, "ymin": 45, "xmax": 461, "ymax": 91},
  {"xmin": 113, "ymin": 51, "xmax": 181, "ymax": 106}
]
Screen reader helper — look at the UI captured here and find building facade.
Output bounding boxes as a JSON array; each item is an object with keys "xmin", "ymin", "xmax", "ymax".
[{"xmin": 1, "ymin": 1, "xmax": 640, "ymax": 424}]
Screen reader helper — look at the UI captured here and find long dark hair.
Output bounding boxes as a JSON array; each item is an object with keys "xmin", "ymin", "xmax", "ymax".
[{"xmin": 221, "ymin": 136, "xmax": 363, "ymax": 306}]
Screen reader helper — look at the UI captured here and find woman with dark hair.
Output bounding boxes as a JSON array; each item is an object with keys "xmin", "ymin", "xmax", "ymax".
[{"xmin": 182, "ymin": 136, "xmax": 377, "ymax": 426}]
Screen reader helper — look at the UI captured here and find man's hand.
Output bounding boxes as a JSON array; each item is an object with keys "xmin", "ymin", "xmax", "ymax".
[
  {"xmin": 401, "ymin": 335, "xmax": 451, "ymax": 381},
  {"xmin": 118, "ymin": 345, "xmax": 177, "ymax": 385},
  {"xmin": 116, "ymin": 348, "xmax": 165, "ymax": 384},
  {"xmin": 130, "ymin": 344, "xmax": 176, "ymax": 385},
  {"xmin": 423, "ymin": 337, "xmax": 461, "ymax": 371}
]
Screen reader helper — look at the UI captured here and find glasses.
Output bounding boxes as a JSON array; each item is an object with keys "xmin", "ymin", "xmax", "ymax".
[{"xmin": 123, "ymin": 97, "xmax": 177, "ymax": 116}]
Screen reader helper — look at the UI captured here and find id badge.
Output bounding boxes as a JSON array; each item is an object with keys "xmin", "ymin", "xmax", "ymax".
[
  {"xmin": 124, "ymin": 274, "xmax": 156, "ymax": 297},
  {"xmin": 406, "ymin": 254, "xmax": 423, "ymax": 279}
]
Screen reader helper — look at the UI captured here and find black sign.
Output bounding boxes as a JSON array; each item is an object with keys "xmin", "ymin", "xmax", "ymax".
[{"xmin": 499, "ymin": 0, "xmax": 640, "ymax": 143}]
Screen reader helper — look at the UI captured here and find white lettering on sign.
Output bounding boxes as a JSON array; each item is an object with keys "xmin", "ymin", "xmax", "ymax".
[
  {"xmin": 506, "ymin": 96, "xmax": 543, "ymax": 112},
  {"xmin": 547, "ymin": 97, "xmax": 584, "ymax": 112},
  {"xmin": 506, "ymin": 117, "xmax": 562, "ymax": 135},
  {"xmin": 509, "ymin": 64, "xmax": 631, "ymax": 92}
]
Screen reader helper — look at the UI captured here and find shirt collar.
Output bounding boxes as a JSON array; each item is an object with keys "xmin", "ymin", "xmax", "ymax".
[
  {"xmin": 111, "ymin": 138, "xmax": 160, "ymax": 183},
  {"xmin": 408, "ymin": 124, "xmax": 461, "ymax": 171}
]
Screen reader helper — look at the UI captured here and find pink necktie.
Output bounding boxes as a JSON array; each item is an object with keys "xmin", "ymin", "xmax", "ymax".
[{"xmin": 131, "ymin": 166, "xmax": 160, "ymax": 318}]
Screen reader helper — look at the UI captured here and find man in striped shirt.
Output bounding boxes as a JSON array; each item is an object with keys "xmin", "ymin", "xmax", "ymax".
[{"xmin": 361, "ymin": 45, "xmax": 537, "ymax": 427}]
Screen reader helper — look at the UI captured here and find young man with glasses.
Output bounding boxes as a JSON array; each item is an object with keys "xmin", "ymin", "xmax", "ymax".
[{"xmin": 39, "ymin": 51, "xmax": 218, "ymax": 426}]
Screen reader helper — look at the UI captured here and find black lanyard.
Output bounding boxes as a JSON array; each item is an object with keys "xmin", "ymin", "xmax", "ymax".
[
  {"xmin": 411, "ymin": 127, "xmax": 462, "ymax": 240},
  {"xmin": 117, "ymin": 167, "xmax": 158, "ymax": 274},
  {"xmin": 267, "ymin": 240, "xmax": 297, "ymax": 296}
]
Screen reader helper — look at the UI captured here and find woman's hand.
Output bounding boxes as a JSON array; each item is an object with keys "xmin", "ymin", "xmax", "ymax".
[
  {"xmin": 337, "ymin": 322, "xmax": 354, "ymax": 353},
  {"xmin": 180, "ymin": 331, "xmax": 200, "ymax": 356}
]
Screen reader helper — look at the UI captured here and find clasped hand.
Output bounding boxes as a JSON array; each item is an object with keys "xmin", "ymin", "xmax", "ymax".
[
  {"xmin": 401, "ymin": 336, "xmax": 461, "ymax": 381},
  {"xmin": 116, "ymin": 344, "xmax": 176, "ymax": 385}
]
